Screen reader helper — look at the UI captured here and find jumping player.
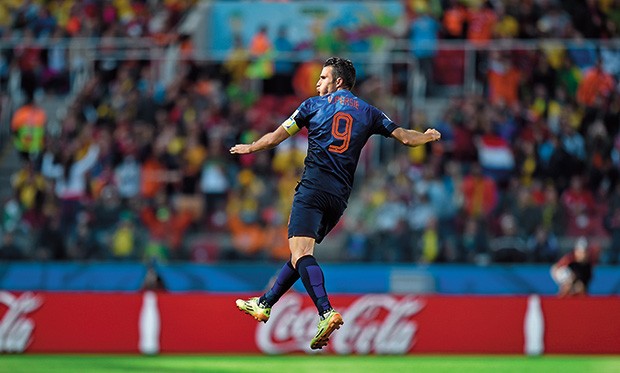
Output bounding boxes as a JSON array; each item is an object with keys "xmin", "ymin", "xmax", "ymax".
[{"xmin": 230, "ymin": 57, "xmax": 441, "ymax": 349}]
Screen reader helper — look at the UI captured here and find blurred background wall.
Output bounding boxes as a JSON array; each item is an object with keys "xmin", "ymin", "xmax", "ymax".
[{"xmin": 0, "ymin": 0, "xmax": 619, "ymax": 294}]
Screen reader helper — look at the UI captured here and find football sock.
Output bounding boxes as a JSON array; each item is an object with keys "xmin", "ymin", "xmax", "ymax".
[
  {"xmin": 260, "ymin": 260, "xmax": 300, "ymax": 307},
  {"xmin": 295, "ymin": 255, "xmax": 332, "ymax": 315}
]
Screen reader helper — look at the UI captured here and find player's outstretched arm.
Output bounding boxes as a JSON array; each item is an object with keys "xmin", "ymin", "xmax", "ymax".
[
  {"xmin": 391, "ymin": 127, "xmax": 441, "ymax": 147},
  {"xmin": 230, "ymin": 126, "xmax": 291, "ymax": 155}
]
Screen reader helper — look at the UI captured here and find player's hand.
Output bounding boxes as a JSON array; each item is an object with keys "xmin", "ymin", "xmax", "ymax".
[
  {"xmin": 229, "ymin": 144, "xmax": 252, "ymax": 154},
  {"xmin": 425, "ymin": 128, "xmax": 441, "ymax": 142}
]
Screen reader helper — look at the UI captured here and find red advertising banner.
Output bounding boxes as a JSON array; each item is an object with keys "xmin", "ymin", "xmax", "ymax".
[
  {"xmin": 1, "ymin": 291, "xmax": 618, "ymax": 354},
  {"xmin": 0, "ymin": 292, "xmax": 142, "ymax": 353},
  {"xmin": 543, "ymin": 297, "xmax": 620, "ymax": 354}
]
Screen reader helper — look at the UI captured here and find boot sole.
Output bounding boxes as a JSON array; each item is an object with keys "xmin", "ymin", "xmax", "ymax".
[{"xmin": 310, "ymin": 313, "xmax": 344, "ymax": 350}]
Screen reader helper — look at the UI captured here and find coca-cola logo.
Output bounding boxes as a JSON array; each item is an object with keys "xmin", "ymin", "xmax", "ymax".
[
  {"xmin": 0, "ymin": 292, "xmax": 42, "ymax": 353},
  {"xmin": 257, "ymin": 294, "xmax": 425, "ymax": 355}
]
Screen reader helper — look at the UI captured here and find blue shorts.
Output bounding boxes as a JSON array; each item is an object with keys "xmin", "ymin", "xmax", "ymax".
[{"xmin": 288, "ymin": 183, "xmax": 347, "ymax": 244}]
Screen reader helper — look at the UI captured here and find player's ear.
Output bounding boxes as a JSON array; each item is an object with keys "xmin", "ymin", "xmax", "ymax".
[{"xmin": 335, "ymin": 76, "xmax": 344, "ymax": 89}]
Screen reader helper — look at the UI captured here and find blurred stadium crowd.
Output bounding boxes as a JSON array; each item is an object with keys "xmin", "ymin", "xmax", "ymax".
[{"xmin": 1, "ymin": 0, "xmax": 620, "ymax": 266}]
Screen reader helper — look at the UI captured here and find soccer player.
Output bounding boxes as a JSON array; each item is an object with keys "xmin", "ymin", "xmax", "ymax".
[{"xmin": 230, "ymin": 57, "xmax": 441, "ymax": 349}]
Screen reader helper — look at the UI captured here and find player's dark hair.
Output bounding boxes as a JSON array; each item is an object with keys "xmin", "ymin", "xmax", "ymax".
[{"xmin": 324, "ymin": 57, "xmax": 356, "ymax": 89}]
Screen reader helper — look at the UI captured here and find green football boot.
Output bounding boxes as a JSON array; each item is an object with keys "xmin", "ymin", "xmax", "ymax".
[
  {"xmin": 310, "ymin": 309, "xmax": 344, "ymax": 350},
  {"xmin": 235, "ymin": 297, "xmax": 271, "ymax": 323}
]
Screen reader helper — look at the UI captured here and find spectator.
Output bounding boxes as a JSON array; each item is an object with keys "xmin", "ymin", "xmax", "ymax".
[
  {"xmin": 561, "ymin": 175, "xmax": 597, "ymax": 237},
  {"xmin": 140, "ymin": 192, "xmax": 193, "ymax": 259},
  {"xmin": 408, "ymin": 191, "xmax": 437, "ymax": 262},
  {"xmin": 604, "ymin": 184, "xmax": 620, "ymax": 264},
  {"xmin": 1, "ymin": 198, "xmax": 23, "ymax": 238},
  {"xmin": 226, "ymin": 212, "xmax": 267, "ymax": 261},
  {"xmin": 110, "ymin": 213, "xmax": 141, "ymax": 260},
  {"xmin": 576, "ymin": 59, "xmax": 616, "ymax": 107},
  {"xmin": 369, "ymin": 189, "xmax": 408, "ymax": 262},
  {"xmin": 515, "ymin": 140, "xmax": 539, "ymax": 186},
  {"xmin": 538, "ymin": 134, "xmax": 573, "ymax": 190},
  {"xmin": 34, "ymin": 7, "xmax": 56, "ymax": 37},
  {"xmin": 493, "ymin": 212, "xmax": 528, "ymax": 263},
  {"xmin": 529, "ymin": 59, "xmax": 556, "ymax": 106},
  {"xmin": 493, "ymin": 4, "xmax": 519, "ymax": 39},
  {"xmin": 560, "ymin": 121, "xmax": 587, "ymax": 167},
  {"xmin": 13, "ymin": 28, "xmax": 43, "ymax": 98},
  {"xmin": 419, "ymin": 217, "xmax": 440, "ymax": 263},
  {"xmin": 114, "ymin": 154, "xmax": 142, "ymax": 201},
  {"xmin": 585, "ymin": 120, "xmax": 614, "ymax": 192},
  {"xmin": 35, "ymin": 213, "xmax": 66, "ymax": 261},
  {"xmin": 540, "ymin": 183, "xmax": 568, "ymax": 237},
  {"xmin": 550, "ymin": 236, "xmax": 599, "ymax": 297},
  {"xmin": 600, "ymin": 46, "xmax": 620, "ymax": 85},
  {"xmin": 140, "ymin": 146, "xmax": 175, "ymax": 200},
  {"xmin": 467, "ymin": 1, "xmax": 498, "ymax": 45},
  {"xmin": 224, "ymin": 35, "xmax": 251, "ymax": 85},
  {"xmin": 514, "ymin": 0, "xmax": 542, "ymax": 39},
  {"xmin": 341, "ymin": 186, "xmax": 375, "ymax": 262},
  {"xmin": 441, "ymin": 0, "xmax": 467, "ymax": 39},
  {"xmin": 536, "ymin": 3, "xmax": 571, "ymax": 37},
  {"xmin": 179, "ymin": 125, "xmax": 207, "ymax": 196},
  {"xmin": 141, "ymin": 262, "xmax": 166, "ymax": 291},
  {"xmin": 11, "ymin": 96, "xmax": 47, "ymax": 164},
  {"xmin": 557, "ymin": 55, "xmax": 582, "ymax": 98},
  {"xmin": 512, "ymin": 185, "xmax": 543, "ymax": 239},
  {"xmin": 571, "ymin": 0, "xmax": 608, "ymax": 38},
  {"xmin": 546, "ymin": 86, "xmax": 570, "ymax": 134},
  {"xmin": 0, "ymin": 231, "xmax": 24, "ymax": 261},
  {"xmin": 458, "ymin": 218, "xmax": 490, "ymax": 263},
  {"xmin": 527, "ymin": 226, "xmax": 560, "ymax": 263},
  {"xmin": 566, "ymin": 32, "xmax": 598, "ymax": 72},
  {"xmin": 41, "ymin": 135, "xmax": 100, "ymax": 235},
  {"xmin": 461, "ymin": 162, "xmax": 498, "ymax": 221},
  {"xmin": 409, "ymin": 9, "xmax": 440, "ymax": 96},
  {"xmin": 11, "ymin": 160, "xmax": 47, "ymax": 230},
  {"xmin": 90, "ymin": 185, "xmax": 125, "ymax": 251},
  {"xmin": 199, "ymin": 157, "xmax": 231, "ymax": 221},
  {"xmin": 249, "ymin": 25, "xmax": 271, "ymax": 57},
  {"xmin": 66, "ymin": 216, "xmax": 100, "ymax": 261},
  {"xmin": 42, "ymin": 26, "xmax": 70, "ymax": 94},
  {"xmin": 607, "ymin": 0, "xmax": 620, "ymax": 35},
  {"xmin": 269, "ymin": 25, "xmax": 295, "ymax": 95},
  {"xmin": 262, "ymin": 209, "xmax": 290, "ymax": 262},
  {"xmin": 487, "ymin": 52, "xmax": 521, "ymax": 108},
  {"xmin": 247, "ymin": 25, "xmax": 274, "ymax": 80},
  {"xmin": 451, "ymin": 101, "xmax": 479, "ymax": 163},
  {"xmin": 422, "ymin": 161, "xmax": 461, "ymax": 247},
  {"xmin": 292, "ymin": 58, "xmax": 323, "ymax": 97}
]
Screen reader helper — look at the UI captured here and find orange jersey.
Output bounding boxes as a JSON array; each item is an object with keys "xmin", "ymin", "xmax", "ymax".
[{"xmin": 576, "ymin": 68, "xmax": 615, "ymax": 106}]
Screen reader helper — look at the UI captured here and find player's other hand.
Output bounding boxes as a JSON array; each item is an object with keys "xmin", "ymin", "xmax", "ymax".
[
  {"xmin": 425, "ymin": 128, "xmax": 441, "ymax": 142},
  {"xmin": 230, "ymin": 144, "xmax": 252, "ymax": 154}
]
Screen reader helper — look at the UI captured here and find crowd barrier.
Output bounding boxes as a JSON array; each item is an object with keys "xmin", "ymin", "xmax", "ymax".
[
  {"xmin": 1, "ymin": 263, "xmax": 620, "ymax": 295},
  {"xmin": 1, "ymin": 291, "xmax": 618, "ymax": 355}
]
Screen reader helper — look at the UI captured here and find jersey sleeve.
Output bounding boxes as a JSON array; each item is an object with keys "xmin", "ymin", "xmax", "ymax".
[
  {"xmin": 372, "ymin": 107, "xmax": 399, "ymax": 137},
  {"xmin": 555, "ymin": 253, "xmax": 574, "ymax": 268},
  {"xmin": 281, "ymin": 99, "xmax": 312, "ymax": 136}
]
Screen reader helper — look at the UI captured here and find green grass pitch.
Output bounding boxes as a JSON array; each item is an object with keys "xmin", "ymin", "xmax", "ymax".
[{"xmin": 2, "ymin": 354, "xmax": 620, "ymax": 373}]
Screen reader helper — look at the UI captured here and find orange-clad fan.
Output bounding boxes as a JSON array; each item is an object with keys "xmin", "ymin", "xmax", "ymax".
[{"xmin": 11, "ymin": 98, "xmax": 47, "ymax": 162}]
